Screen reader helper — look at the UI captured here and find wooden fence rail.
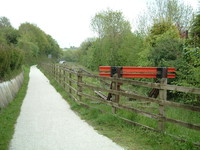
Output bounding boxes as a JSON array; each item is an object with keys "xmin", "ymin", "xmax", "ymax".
[{"xmin": 40, "ymin": 63, "xmax": 200, "ymax": 146}]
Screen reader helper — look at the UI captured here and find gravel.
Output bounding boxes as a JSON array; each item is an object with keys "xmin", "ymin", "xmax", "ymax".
[{"xmin": 9, "ymin": 66, "xmax": 124, "ymax": 150}]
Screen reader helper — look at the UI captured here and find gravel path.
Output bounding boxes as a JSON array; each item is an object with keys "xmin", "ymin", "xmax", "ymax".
[{"xmin": 9, "ymin": 66, "xmax": 124, "ymax": 150}]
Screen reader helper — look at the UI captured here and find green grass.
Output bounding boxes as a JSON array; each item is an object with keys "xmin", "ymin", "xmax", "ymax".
[
  {"xmin": 0, "ymin": 66, "xmax": 30, "ymax": 150},
  {"xmin": 40, "ymin": 66, "xmax": 199, "ymax": 150}
]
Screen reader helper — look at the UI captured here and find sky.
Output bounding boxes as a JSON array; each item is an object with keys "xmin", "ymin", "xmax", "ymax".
[{"xmin": 0, "ymin": 0, "xmax": 199, "ymax": 48}]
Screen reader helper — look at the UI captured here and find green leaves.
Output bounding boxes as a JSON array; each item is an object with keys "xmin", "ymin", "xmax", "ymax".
[
  {"xmin": 0, "ymin": 16, "xmax": 61, "ymax": 79},
  {"xmin": 18, "ymin": 23, "xmax": 62, "ymax": 60},
  {"xmin": 0, "ymin": 46, "xmax": 24, "ymax": 79},
  {"xmin": 0, "ymin": 16, "xmax": 12, "ymax": 28}
]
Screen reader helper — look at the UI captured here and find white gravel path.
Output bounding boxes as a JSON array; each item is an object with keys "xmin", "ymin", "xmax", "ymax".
[{"xmin": 9, "ymin": 66, "xmax": 124, "ymax": 150}]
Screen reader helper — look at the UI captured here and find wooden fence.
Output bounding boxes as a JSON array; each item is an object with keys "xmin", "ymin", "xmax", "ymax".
[{"xmin": 40, "ymin": 63, "xmax": 200, "ymax": 146}]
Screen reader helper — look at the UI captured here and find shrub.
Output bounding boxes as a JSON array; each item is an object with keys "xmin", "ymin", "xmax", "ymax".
[{"xmin": 0, "ymin": 45, "xmax": 24, "ymax": 79}]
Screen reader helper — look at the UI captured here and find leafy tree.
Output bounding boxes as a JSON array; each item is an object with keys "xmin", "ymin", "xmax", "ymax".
[
  {"xmin": 190, "ymin": 14, "xmax": 200, "ymax": 47},
  {"xmin": 18, "ymin": 23, "xmax": 62, "ymax": 59},
  {"xmin": 148, "ymin": 0, "xmax": 193, "ymax": 30},
  {"xmin": 0, "ymin": 17, "xmax": 19, "ymax": 46},
  {"xmin": 18, "ymin": 23, "xmax": 49, "ymax": 54},
  {"xmin": 0, "ymin": 17, "xmax": 24, "ymax": 79},
  {"xmin": 147, "ymin": 21, "xmax": 180, "ymax": 46},
  {"xmin": 136, "ymin": 0, "xmax": 193, "ymax": 34},
  {"xmin": 91, "ymin": 9, "xmax": 131, "ymax": 38},
  {"xmin": 63, "ymin": 49, "xmax": 80, "ymax": 62},
  {"xmin": 2, "ymin": 27, "xmax": 19, "ymax": 45},
  {"xmin": 46, "ymin": 35, "xmax": 62, "ymax": 58},
  {"xmin": 89, "ymin": 9, "xmax": 143, "ymax": 69},
  {"xmin": 182, "ymin": 12, "xmax": 200, "ymax": 89},
  {"xmin": 0, "ymin": 46, "xmax": 24, "ymax": 79},
  {"xmin": 0, "ymin": 16, "xmax": 12, "ymax": 28},
  {"xmin": 150, "ymin": 36, "xmax": 183, "ymax": 67}
]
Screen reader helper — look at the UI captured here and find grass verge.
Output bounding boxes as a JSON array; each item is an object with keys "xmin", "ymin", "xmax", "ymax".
[
  {"xmin": 0, "ymin": 66, "xmax": 30, "ymax": 150},
  {"xmin": 40, "ymin": 67, "xmax": 199, "ymax": 150}
]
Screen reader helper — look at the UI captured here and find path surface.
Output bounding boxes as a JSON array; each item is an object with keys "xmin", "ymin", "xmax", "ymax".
[{"xmin": 9, "ymin": 66, "xmax": 124, "ymax": 150}]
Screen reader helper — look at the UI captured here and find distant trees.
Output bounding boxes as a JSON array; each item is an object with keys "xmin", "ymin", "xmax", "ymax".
[
  {"xmin": 148, "ymin": 0, "xmax": 193, "ymax": 29},
  {"xmin": 0, "ymin": 17, "xmax": 12, "ymax": 28},
  {"xmin": 18, "ymin": 23, "xmax": 62, "ymax": 60},
  {"xmin": 190, "ymin": 14, "xmax": 200, "ymax": 47},
  {"xmin": 0, "ymin": 16, "xmax": 62, "ymax": 80},
  {"xmin": 71, "ymin": 9, "xmax": 145, "ymax": 70},
  {"xmin": 136, "ymin": 0, "xmax": 193, "ymax": 35}
]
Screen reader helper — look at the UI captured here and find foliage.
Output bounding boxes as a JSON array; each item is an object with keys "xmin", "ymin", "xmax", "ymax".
[
  {"xmin": 72, "ymin": 9, "xmax": 146, "ymax": 70},
  {"xmin": 135, "ymin": 0, "xmax": 193, "ymax": 35},
  {"xmin": 148, "ymin": 24, "xmax": 182, "ymax": 66},
  {"xmin": 147, "ymin": 21, "xmax": 180, "ymax": 46},
  {"xmin": 62, "ymin": 49, "xmax": 80, "ymax": 62},
  {"xmin": 148, "ymin": 0, "xmax": 193, "ymax": 30},
  {"xmin": 190, "ymin": 14, "xmax": 200, "ymax": 47},
  {"xmin": 0, "ymin": 17, "xmax": 12, "ymax": 28},
  {"xmin": 91, "ymin": 9, "xmax": 131, "ymax": 38},
  {"xmin": 18, "ymin": 23, "xmax": 62, "ymax": 59},
  {"xmin": 0, "ymin": 17, "xmax": 24, "ymax": 80},
  {"xmin": 0, "ymin": 46, "xmax": 24, "ymax": 80},
  {"xmin": 0, "ymin": 16, "xmax": 61, "ymax": 80}
]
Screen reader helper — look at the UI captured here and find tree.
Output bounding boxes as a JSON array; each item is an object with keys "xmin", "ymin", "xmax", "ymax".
[
  {"xmin": 147, "ymin": 20, "xmax": 179, "ymax": 46},
  {"xmin": 46, "ymin": 35, "xmax": 62, "ymax": 58},
  {"xmin": 147, "ymin": 20, "xmax": 182, "ymax": 67},
  {"xmin": 91, "ymin": 9, "xmax": 131, "ymax": 39},
  {"xmin": 0, "ymin": 17, "xmax": 19, "ymax": 46},
  {"xmin": 18, "ymin": 23, "xmax": 49, "ymax": 54},
  {"xmin": 0, "ymin": 16, "xmax": 12, "ymax": 28},
  {"xmin": 150, "ymin": 36, "xmax": 183, "ymax": 66},
  {"xmin": 18, "ymin": 23, "xmax": 61, "ymax": 58},
  {"xmin": 135, "ymin": 0, "xmax": 193, "ymax": 34},
  {"xmin": 190, "ymin": 14, "xmax": 200, "ymax": 47},
  {"xmin": 90, "ymin": 9, "xmax": 135, "ymax": 68}
]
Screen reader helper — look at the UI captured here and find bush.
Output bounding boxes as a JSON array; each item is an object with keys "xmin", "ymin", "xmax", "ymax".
[
  {"xmin": 0, "ymin": 45, "xmax": 24, "ymax": 79},
  {"xmin": 0, "ymin": 46, "xmax": 11, "ymax": 77}
]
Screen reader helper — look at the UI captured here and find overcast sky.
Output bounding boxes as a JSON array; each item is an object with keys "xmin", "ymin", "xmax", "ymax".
[{"xmin": 0, "ymin": 0, "xmax": 199, "ymax": 48}]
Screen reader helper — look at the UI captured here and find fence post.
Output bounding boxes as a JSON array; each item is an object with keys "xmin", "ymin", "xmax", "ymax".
[
  {"xmin": 69, "ymin": 69, "xmax": 72, "ymax": 96},
  {"xmin": 158, "ymin": 78, "xmax": 167, "ymax": 131},
  {"xmin": 55, "ymin": 65, "xmax": 57, "ymax": 81},
  {"xmin": 53, "ymin": 64, "xmax": 55, "ymax": 78},
  {"xmin": 112, "ymin": 68, "xmax": 121, "ymax": 114},
  {"xmin": 112, "ymin": 75, "xmax": 117, "ymax": 114},
  {"xmin": 51, "ymin": 64, "xmax": 53, "ymax": 76},
  {"xmin": 59, "ymin": 66, "xmax": 61, "ymax": 84},
  {"xmin": 63, "ymin": 69, "xmax": 66, "ymax": 89},
  {"xmin": 77, "ymin": 69, "xmax": 82, "ymax": 101}
]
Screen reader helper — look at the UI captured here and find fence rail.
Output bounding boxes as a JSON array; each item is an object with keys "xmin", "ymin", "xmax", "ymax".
[{"xmin": 40, "ymin": 63, "xmax": 200, "ymax": 146}]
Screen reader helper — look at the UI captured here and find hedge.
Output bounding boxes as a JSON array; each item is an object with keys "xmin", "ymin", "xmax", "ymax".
[{"xmin": 0, "ymin": 45, "xmax": 24, "ymax": 79}]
